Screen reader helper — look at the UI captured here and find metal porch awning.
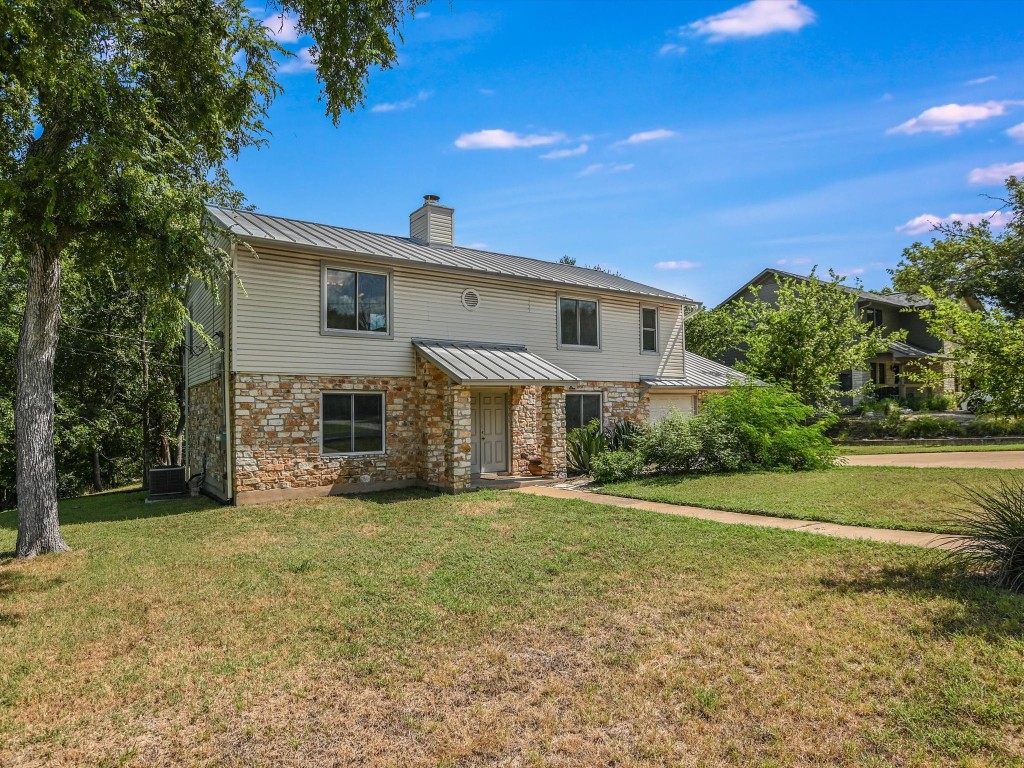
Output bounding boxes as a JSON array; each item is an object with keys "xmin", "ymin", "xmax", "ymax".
[{"xmin": 412, "ymin": 338, "xmax": 581, "ymax": 386}]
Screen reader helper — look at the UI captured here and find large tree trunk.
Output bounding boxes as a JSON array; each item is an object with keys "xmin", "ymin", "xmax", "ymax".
[
  {"xmin": 92, "ymin": 445, "xmax": 103, "ymax": 493},
  {"xmin": 140, "ymin": 304, "xmax": 150, "ymax": 490},
  {"xmin": 15, "ymin": 244, "xmax": 70, "ymax": 557}
]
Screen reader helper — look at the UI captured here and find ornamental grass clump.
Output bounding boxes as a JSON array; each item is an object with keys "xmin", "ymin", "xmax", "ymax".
[{"xmin": 947, "ymin": 476, "xmax": 1024, "ymax": 593}]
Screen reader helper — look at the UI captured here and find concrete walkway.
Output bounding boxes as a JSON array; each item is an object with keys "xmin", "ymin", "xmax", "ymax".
[
  {"xmin": 514, "ymin": 485, "xmax": 960, "ymax": 550},
  {"xmin": 843, "ymin": 450, "xmax": 1024, "ymax": 469}
]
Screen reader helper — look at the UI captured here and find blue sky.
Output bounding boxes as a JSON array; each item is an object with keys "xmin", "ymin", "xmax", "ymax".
[{"xmin": 234, "ymin": 0, "xmax": 1024, "ymax": 305}]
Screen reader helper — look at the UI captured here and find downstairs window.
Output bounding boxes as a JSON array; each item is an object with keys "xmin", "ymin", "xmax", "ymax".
[{"xmin": 322, "ymin": 392, "xmax": 385, "ymax": 454}]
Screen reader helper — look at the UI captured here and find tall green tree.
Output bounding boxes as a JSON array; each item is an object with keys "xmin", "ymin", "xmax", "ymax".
[
  {"xmin": 893, "ymin": 178, "xmax": 1024, "ymax": 318},
  {"xmin": 701, "ymin": 271, "xmax": 894, "ymax": 411},
  {"xmin": 1, "ymin": 0, "xmax": 420, "ymax": 557},
  {"xmin": 892, "ymin": 178, "xmax": 1024, "ymax": 413}
]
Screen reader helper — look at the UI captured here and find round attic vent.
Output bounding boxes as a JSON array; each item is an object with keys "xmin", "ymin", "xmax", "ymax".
[{"xmin": 461, "ymin": 288, "xmax": 481, "ymax": 310}]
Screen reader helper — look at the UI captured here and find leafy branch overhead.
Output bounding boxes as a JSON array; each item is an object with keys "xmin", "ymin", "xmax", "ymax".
[{"xmin": 1, "ymin": 0, "xmax": 420, "ymax": 556}]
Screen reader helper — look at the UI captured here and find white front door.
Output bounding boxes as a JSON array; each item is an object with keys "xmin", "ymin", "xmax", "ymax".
[{"xmin": 471, "ymin": 391, "xmax": 508, "ymax": 473}]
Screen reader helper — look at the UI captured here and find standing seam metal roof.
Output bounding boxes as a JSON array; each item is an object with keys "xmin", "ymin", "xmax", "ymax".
[
  {"xmin": 206, "ymin": 205, "xmax": 691, "ymax": 303},
  {"xmin": 412, "ymin": 339, "xmax": 581, "ymax": 385},
  {"xmin": 641, "ymin": 351, "xmax": 752, "ymax": 389}
]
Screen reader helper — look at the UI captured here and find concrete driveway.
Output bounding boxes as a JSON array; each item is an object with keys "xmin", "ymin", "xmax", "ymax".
[{"xmin": 843, "ymin": 450, "xmax": 1024, "ymax": 469}]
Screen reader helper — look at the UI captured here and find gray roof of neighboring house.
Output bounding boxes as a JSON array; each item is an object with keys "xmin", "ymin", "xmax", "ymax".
[
  {"xmin": 642, "ymin": 351, "xmax": 752, "ymax": 389},
  {"xmin": 888, "ymin": 340, "xmax": 943, "ymax": 359},
  {"xmin": 412, "ymin": 339, "xmax": 581, "ymax": 386},
  {"xmin": 719, "ymin": 267, "xmax": 931, "ymax": 309},
  {"xmin": 206, "ymin": 205, "xmax": 692, "ymax": 303}
]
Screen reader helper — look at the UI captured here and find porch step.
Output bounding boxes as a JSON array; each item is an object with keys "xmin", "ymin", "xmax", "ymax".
[{"xmin": 470, "ymin": 475, "xmax": 559, "ymax": 490}]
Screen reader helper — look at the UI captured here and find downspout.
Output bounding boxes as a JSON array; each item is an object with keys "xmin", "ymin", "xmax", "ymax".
[{"xmin": 221, "ymin": 243, "xmax": 236, "ymax": 502}]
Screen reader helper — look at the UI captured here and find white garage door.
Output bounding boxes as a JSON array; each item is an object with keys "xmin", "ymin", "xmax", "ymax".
[{"xmin": 648, "ymin": 393, "xmax": 697, "ymax": 422}]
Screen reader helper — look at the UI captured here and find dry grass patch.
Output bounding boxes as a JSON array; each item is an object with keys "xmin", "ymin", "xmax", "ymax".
[{"xmin": 0, "ymin": 489, "xmax": 1022, "ymax": 766}]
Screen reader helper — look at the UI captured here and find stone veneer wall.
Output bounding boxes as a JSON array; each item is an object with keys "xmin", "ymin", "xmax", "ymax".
[
  {"xmin": 232, "ymin": 374, "xmax": 419, "ymax": 496},
  {"xmin": 186, "ymin": 377, "xmax": 228, "ymax": 499},
  {"xmin": 566, "ymin": 381, "xmax": 649, "ymax": 424},
  {"xmin": 509, "ymin": 386, "xmax": 539, "ymax": 476},
  {"xmin": 227, "ymin": 371, "xmax": 649, "ymax": 499}
]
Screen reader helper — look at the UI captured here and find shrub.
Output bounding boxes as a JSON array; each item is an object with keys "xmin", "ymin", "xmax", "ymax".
[
  {"xmin": 699, "ymin": 384, "xmax": 837, "ymax": 471},
  {"xmin": 638, "ymin": 411, "xmax": 703, "ymax": 473},
  {"xmin": 566, "ymin": 420, "xmax": 606, "ymax": 476},
  {"xmin": 948, "ymin": 477, "xmax": 1024, "ymax": 593},
  {"xmin": 590, "ymin": 449, "xmax": 646, "ymax": 483},
  {"xmin": 897, "ymin": 416, "xmax": 964, "ymax": 439},
  {"xmin": 605, "ymin": 420, "xmax": 645, "ymax": 452}
]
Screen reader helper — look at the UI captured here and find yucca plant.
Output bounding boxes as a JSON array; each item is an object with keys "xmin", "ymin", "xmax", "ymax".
[
  {"xmin": 947, "ymin": 476, "xmax": 1024, "ymax": 593},
  {"xmin": 566, "ymin": 420, "xmax": 608, "ymax": 476}
]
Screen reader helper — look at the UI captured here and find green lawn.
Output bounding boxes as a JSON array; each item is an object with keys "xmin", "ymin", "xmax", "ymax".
[
  {"xmin": 839, "ymin": 442, "xmax": 1024, "ymax": 455},
  {"xmin": 0, "ymin": 490, "xmax": 1022, "ymax": 766},
  {"xmin": 600, "ymin": 466, "xmax": 1024, "ymax": 534}
]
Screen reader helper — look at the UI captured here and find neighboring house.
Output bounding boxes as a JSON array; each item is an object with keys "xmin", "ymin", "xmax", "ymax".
[
  {"xmin": 718, "ymin": 268, "xmax": 957, "ymax": 403},
  {"xmin": 184, "ymin": 195, "xmax": 748, "ymax": 503}
]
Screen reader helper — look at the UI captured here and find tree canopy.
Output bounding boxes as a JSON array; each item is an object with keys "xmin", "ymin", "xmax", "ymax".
[
  {"xmin": 688, "ymin": 271, "xmax": 893, "ymax": 411},
  {"xmin": 1, "ymin": 0, "xmax": 420, "ymax": 556},
  {"xmin": 891, "ymin": 178, "xmax": 1024, "ymax": 414}
]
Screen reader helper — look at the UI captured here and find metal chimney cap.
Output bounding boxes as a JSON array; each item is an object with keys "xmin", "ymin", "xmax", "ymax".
[{"xmin": 423, "ymin": 194, "xmax": 441, "ymax": 204}]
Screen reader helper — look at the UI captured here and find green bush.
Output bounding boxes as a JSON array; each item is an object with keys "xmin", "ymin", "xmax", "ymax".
[
  {"xmin": 699, "ymin": 384, "xmax": 837, "ymax": 471},
  {"xmin": 898, "ymin": 416, "xmax": 965, "ymax": 439},
  {"xmin": 638, "ymin": 411, "xmax": 703, "ymax": 473},
  {"xmin": 566, "ymin": 420, "xmax": 607, "ymax": 476},
  {"xmin": 948, "ymin": 476, "xmax": 1024, "ymax": 593},
  {"xmin": 606, "ymin": 420, "xmax": 645, "ymax": 452},
  {"xmin": 637, "ymin": 384, "xmax": 836, "ymax": 476},
  {"xmin": 590, "ymin": 449, "xmax": 646, "ymax": 483}
]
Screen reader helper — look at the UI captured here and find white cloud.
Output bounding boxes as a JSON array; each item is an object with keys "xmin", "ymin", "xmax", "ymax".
[
  {"xmin": 897, "ymin": 210, "xmax": 1012, "ymax": 235},
  {"xmin": 263, "ymin": 13, "xmax": 300, "ymax": 43},
  {"xmin": 837, "ymin": 267, "xmax": 865, "ymax": 277},
  {"xmin": 463, "ymin": 242, "xmax": 488, "ymax": 250},
  {"xmin": 578, "ymin": 163, "xmax": 634, "ymax": 177},
  {"xmin": 775, "ymin": 257, "xmax": 810, "ymax": 266},
  {"xmin": 1008, "ymin": 123, "xmax": 1024, "ymax": 142},
  {"xmin": 541, "ymin": 143, "xmax": 588, "ymax": 160},
  {"xmin": 659, "ymin": 43, "xmax": 687, "ymax": 56},
  {"xmin": 416, "ymin": 10, "xmax": 431, "ymax": 18},
  {"xmin": 479, "ymin": 88, "xmax": 495, "ymax": 96},
  {"xmin": 887, "ymin": 101, "xmax": 1019, "ymax": 136},
  {"xmin": 656, "ymin": 260, "xmax": 700, "ymax": 270},
  {"xmin": 454, "ymin": 129, "xmax": 565, "ymax": 150},
  {"xmin": 615, "ymin": 129, "xmax": 677, "ymax": 146},
  {"xmin": 968, "ymin": 162, "xmax": 1024, "ymax": 184},
  {"xmin": 279, "ymin": 46, "xmax": 316, "ymax": 73},
  {"xmin": 967, "ymin": 75, "xmax": 997, "ymax": 85},
  {"xmin": 371, "ymin": 90, "xmax": 432, "ymax": 113},
  {"xmin": 687, "ymin": 0, "xmax": 815, "ymax": 42}
]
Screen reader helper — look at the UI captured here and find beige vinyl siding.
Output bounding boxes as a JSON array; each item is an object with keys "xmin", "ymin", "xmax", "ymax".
[
  {"xmin": 232, "ymin": 244, "xmax": 687, "ymax": 381},
  {"xmin": 185, "ymin": 278, "xmax": 226, "ymax": 388}
]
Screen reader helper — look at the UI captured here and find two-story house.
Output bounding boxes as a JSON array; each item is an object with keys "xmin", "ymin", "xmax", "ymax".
[
  {"xmin": 718, "ymin": 268, "xmax": 957, "ymax": 403},
  {"xmin": 185, "ymin": 196, "xmax": 748, "ymax": 503}
]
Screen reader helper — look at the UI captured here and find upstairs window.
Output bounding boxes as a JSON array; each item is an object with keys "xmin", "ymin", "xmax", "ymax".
[
  {"xmin": 559, "ymin": 297, "xmax": 599, "ymax": 348},
  {"xmin": 641, "ymin": 307, "xmax": 658, "ymax": 353},
  {"xmin": 323, "ymin": 265, "xmax": 390, "ymax": 335},
  {"xmin": 863, "ymin": 307, "xmax": 884, "ymax": 328},
  {"xmin": 322, "ymin": 392, "xmax": 385, "ymax": 454}
]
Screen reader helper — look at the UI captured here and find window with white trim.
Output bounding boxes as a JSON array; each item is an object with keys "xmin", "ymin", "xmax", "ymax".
[
  {"xmin": 641, "ymin": 306, "xmax": 658, "ymax": 353},
  {"xmin": 322, "ymin": 392, "xmax": 385, "ymax": 454},
  {"xmin": 565, "ymin": 393, "xmax": 602, "ymax": 432},
  {"xmin": 559, "ymin": 297, "xmax": 599, "ymax": 348},
  {"xmin": 323, "ymin": 265, "xmax": 390, "ymax": 335}
]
